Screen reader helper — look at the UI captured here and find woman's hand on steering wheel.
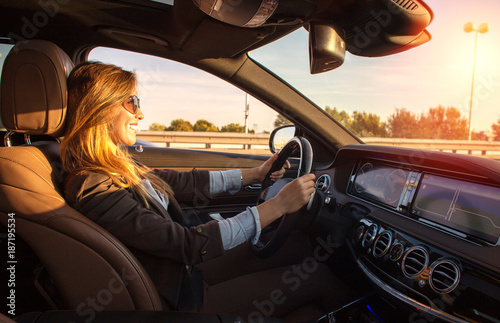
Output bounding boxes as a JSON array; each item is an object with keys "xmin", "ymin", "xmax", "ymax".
[
  {"xmin": 257, "ymin": 153, "xmax": 290, "ymax": 183},
  {"xmin": 241, "ymin": 154, "xmax": 290, "ymax": 187},
  {"xmin": 272, "ymin": 173, "xmax": 316, "ymax": 215},
  {"xmin": 255, "ymin": 172, "xmax": 316, "ymax": 229}
]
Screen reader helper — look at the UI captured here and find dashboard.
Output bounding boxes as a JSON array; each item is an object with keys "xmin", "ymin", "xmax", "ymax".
[
  {"xmin": 315, "ymin": 144, "xmax": 500, "ymax": 323},
  {"xmin": 349, "ymin": 159, "xmax": 500, "ymax": 245}
]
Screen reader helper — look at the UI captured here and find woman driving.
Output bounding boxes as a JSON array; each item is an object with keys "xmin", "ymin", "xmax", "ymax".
[{"xmin": 61, "ymin": 62, "xmax": 344, "ymax": 322}]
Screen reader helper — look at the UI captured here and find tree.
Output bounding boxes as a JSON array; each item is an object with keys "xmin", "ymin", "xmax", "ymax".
[
  {"xmin": 386, "ymin": 106, "xmax": 468, "ymax": 139},
  {"xmin": 193, "ymin": 119, "xmax": 219, "ymax": 132},
  {"xmin": 324, "ymin": 106, "xmax": 387, "ymax": 137},
  {"xmin": 420, "ymin": 106, "xmax": 467, "ymax": 140},
  {"xmin": 274, "ymin": 115, "xmax": 292, "ymax": 128},
  {"xmin": 350, "ymin": 111, "xmax": 387, "ymax": 137},
  {"xmin": 387, "ymin": 108, "xmax": 421, "ymax": 138},
  {"xmin": 471, "ymin": 130, "xmax": 489, "ymax": 141},
  {"xmin": 492, "ymin": 117, "xmax": 500, "ymax": 141},
  {"xmin": 325, "ymin": 106, "xmax": 352, "ymax": 129},
  {"xmin": 220, "ymin": 123, "xmax": 245, "ymax": 133},
  {"xmin": 441, "ymin": 107, "xmax": 468, "ymax": 140},
  {"xmin": 167, "ymin": 119, "xmax": 193, "ymax": 131},
  {"xmin": 149, "ymin": 122, "xmax": 167, "ymax": 131}
]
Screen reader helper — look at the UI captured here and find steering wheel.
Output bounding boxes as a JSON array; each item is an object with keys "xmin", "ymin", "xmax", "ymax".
[{"xmin": 252, "ymin": 137, "xmax": 314, "ymax": 257}]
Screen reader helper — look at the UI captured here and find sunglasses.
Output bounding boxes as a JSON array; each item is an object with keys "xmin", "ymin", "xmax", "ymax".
[{"xmin": 122, "ymin": 95, "xmax": 141, "ymax": 114}]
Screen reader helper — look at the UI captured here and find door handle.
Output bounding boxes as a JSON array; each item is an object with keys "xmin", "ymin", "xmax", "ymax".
[{"xmin": 244, "ymin": 184, "xmax": 262, "ymax": 191}]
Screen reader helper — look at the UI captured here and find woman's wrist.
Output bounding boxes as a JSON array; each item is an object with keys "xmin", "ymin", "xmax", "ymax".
[
  {"xmin": 255, "ymin": 166, "xmax": 265, "ymax": 183},
  {"xmin": 241, "ymin": 167, "xmax": 264, "ymax": 186},
  {"xmin": 256, "ymin": 197, "xmax": 285, "ymax": 228}
]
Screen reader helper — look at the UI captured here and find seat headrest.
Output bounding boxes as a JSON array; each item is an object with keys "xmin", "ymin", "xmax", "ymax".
[{"xmin": 0, "ymin": 40, "xmax": 74, "ymax": 137}]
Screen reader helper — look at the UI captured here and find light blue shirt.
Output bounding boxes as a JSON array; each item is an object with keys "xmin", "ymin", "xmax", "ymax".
[{"xmin": 142, "ymin": 170, "xmax": 261, "ymax": 251}]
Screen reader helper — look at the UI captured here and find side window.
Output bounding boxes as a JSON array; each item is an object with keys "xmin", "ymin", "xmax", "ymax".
[
  {"xmin": 0, "ymin": 44, "xmax": 14, "ymax": 130},
  {"xmin": 89, "ymin": 48, "xmax": 282, "ymax": 155}
]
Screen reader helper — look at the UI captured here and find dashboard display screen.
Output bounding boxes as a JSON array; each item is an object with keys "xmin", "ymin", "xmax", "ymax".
[
  {"xmin": 352, "ymin": 162, "xmax": 409, "ymax": 208},
  {"xmin": 412, "ymin": 174, "xmax": 500, "ymax": 244}
]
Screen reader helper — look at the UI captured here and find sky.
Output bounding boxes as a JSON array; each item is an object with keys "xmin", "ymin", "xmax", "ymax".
[{"xmin": 89, "ymin": 0, "xmax": 500, "ymax": 135}]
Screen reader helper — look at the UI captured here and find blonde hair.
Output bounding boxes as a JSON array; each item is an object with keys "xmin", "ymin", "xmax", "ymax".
[{"xmin": 61, "ymin": 61, "xmax": 172, "ymax": 207}]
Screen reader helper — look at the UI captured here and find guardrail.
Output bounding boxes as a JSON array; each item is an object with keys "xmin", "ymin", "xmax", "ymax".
[
  {"xmin": 137, "ymin": 131, "xmax": 269, "ymax": 149},
  {"xmin": 136, "ymin": 131, "xmax": 500, "ymax": 159}
]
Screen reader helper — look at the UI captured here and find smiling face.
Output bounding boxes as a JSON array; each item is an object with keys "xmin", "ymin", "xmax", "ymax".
[{"xmin": 110, "ymin": 92, "xmax": 144, "ymax": 146}]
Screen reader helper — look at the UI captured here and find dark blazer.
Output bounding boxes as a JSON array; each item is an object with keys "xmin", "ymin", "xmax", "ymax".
[{"xmin": 64, "ymin": 168, "xmax": 225, "ymax": 310}]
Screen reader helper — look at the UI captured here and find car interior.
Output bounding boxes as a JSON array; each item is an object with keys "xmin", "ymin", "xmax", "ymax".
[{"xmin": 1, "ymin": 0, "xmax": 499, "ymax": 323}]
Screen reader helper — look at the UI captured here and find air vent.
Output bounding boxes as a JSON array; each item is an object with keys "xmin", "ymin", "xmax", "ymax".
[
  {"xmin": 389, "ymin": 242, "xmax": 405, "ymax": 261},
  {"xmin": 362, "ymin": 224, "xmax": 378, "ymax": 248},
  {"xmin": 373, "ymin": 231, "xmax": 393, "ymax": 258},
  {"xmin": 352, "ymin": 224, "xmax": 366, "ymax": 245},
  {"xmin": 392, "ymin": 0, "xmax": 419, "ymax": 10},
  {"xmin": 401, "ymin": 246, "xmax": 429, "ymax": 278},
  {"xmin": 429, "ymin": 260, "xmax": 461, "ymax": 294},
  {"xmin": 315, "ymin": 174, "xmax": 331, "ymax": 192}
]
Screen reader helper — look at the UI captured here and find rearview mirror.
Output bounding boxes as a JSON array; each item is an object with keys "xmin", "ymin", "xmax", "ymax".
[
  {"xmin": 309, "ymin": 22, "xmax": 346, "ymax": 74},
  {"xmin": 269, "ymin": 124, "xmax": 296, "ymax": 153}
]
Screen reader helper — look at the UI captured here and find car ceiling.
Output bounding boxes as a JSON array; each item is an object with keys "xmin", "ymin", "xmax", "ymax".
[
  {"xmin": 1, "ymin": 0, "xmax": 303, "ymax": 61},
  {"xmin": 1, "ymin": 0, "xmax": 432, "ymax": 62}
]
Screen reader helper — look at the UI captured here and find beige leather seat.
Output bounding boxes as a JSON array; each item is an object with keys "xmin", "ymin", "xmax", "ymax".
[
  {"xmin": 0, "ymin": 40, "xmax": 162, "ymax": 312},
  {"xmin": 0, "ymin": 313, "xmax": 15, "ymax": 323}
]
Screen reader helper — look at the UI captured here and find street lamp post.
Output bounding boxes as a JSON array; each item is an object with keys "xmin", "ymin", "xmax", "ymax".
[
  {"xmin": 244, "ymin": 93, "xmax": 249, "ymax": 134},
  {"xmin": 464, "ymin": 22, "xmax": 489, "ymax": 141}
]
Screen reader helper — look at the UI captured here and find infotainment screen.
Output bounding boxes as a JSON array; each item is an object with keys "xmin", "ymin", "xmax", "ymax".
[{"xmin": 412, "ymin": 174, "xmax": 500, "ymax": 244}]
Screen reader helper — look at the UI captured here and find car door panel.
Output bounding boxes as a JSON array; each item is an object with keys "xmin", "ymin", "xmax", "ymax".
[
  {"xmin": 128, "ymin": 146, "xmax": 268, "ymax": 170},
  {"xmin": 128, "ymin": 146, "xmax": 268, "ymax": 222}
]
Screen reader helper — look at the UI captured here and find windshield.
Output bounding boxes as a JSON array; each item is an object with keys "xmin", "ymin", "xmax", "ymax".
[{"xmin": 250, "ymin": 0, "xmax": 500, "ymax": 142}]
